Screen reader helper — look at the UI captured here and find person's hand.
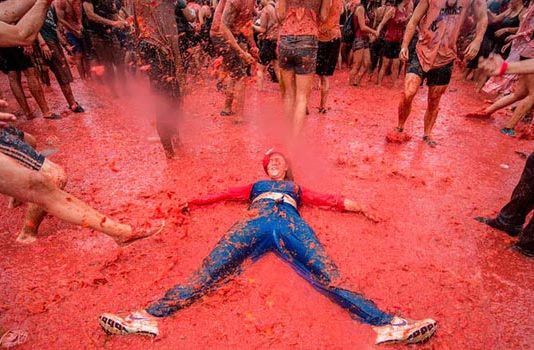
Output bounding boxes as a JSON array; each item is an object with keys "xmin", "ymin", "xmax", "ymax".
[
  {"xmin": 501, "ymin": 41, "xmax": 512, "ymax": 54},
  {"xmin": 505, "ymin": 33, "xmax": 520, "ymax": 43},
  {"xmin": 0, "ymin": 99, "xmax": 16, "ymax": 128},
  {"xmin": 112, "ymin": 20, "xmax": 129, "ymax": 29},
  {"xmin": 400, "ymin": 46, "xmax": 409, "ymax": 61},
  {"xmin": 241, "ymin": 51, "xmax": 255, "ymax": 65},
  {"xmin": 464, "ymin": 39, "xmax": 481, "ymax": 61},
  {"xmin": 41, "ymin": 44, "xmax": 52, "ymax": 60},
  {"xmin": 23, "ymin": 45, "xmax": 34, "ymax": 56},
  {"xmin": 494, "ymin": 28, "xmax": 508, "ymax": 37},
  {"xmin": 249, "ymin": 46, "xmax": 259, "ymax": 60},
  {"xmin": 479, "ymin": 53, "xmax": 505, "ymax": 76}
]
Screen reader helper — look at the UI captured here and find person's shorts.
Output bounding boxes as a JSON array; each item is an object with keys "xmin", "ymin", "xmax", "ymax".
[
  {"xmin": 211, "ymin": 35, "xmax": 250, "ymax": 79},
  {"xmin": 92, "ymin": 35, "xmax": 125, "ymax": 66},
  {"xmin": 279, "ymin": 35, "xmax": 318, "ymax": 75},
  {"xmin": 0, "ymin": 47, "xmax": 33, "ymax": 74},
  {"xmin": 0, "ymin": 126, "xmax": 45, "ymax": 171},
  {"xmin": 66, "ymin": 32, "xmax": 84, "ymax": 54},
  {"xmin": 138, "ymin": 41, "xmax": 181, "ymax": 98},
  {"xmin": 407, "ymin": 51, "xmax": 453, "ymax": 86},
  {"xmin": 383, "ymin": 40, "xmax": 401, "ymax": 59},
  {"xmin": 352, "ymin": 37, "xmax": 370, "ymax": 51},
  {"xmin": 316, "ymin": 38, "xmax": 341, "ymax": 76},
  {"xmin": 44, "ymin": 40, "xmax": 73, "ymax": 85},
  {"xmin": 259, "ymin": 39, "xmax": 278, "ymax": 66}
]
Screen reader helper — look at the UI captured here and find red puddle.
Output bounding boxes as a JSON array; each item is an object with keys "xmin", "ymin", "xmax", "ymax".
[{"xmin": 0, "ymin": 68, "xmax": 533, "ymax": 350}]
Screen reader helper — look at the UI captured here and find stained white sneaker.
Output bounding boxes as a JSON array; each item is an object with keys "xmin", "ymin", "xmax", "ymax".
[
  {"xmin": 373, "ymin": 316, "xmax": 437, "ymax": 345},
  {"xmin": 99, "ymin": 311, "xmax": 159, "ymax": 337}
]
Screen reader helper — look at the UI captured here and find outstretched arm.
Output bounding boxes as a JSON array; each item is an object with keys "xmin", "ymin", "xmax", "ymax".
[
  {"xmin": 0, "ymin": 0, "xmax": 51, "ymax": 47},
  {"xmin": 188, "ymin": 184, "xmax": 253, "ymax": 208},
  {"xmin": 301, "ymin": 187, "xmax": 380, "ymax": 222}
]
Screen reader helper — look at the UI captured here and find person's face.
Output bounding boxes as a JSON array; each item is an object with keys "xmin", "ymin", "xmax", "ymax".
[{"xmin": 267, "ymin": 154, "xmax": 288, "ymax": 180}]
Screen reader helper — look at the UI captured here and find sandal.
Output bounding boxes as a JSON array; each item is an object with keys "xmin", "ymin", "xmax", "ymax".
[
  {"xmin": 0, "ymin": 329, "xmax": 28, "ymax": 348},
  {"xmin": 422, "ymin": 136, "xmax": 437, "ymax": 148},
  {"xmin": 220, "ymin": 110, "xmax": 234, "ymax": 116},
  {"xmin": 69, "ymin": 103, "xmax": 85, "ymax": 113}
]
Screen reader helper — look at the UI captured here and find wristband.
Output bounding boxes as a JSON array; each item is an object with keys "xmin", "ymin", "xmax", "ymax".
[{"xmin": 498, "ymin": 61, "xmax": 508, "ymax": 76}]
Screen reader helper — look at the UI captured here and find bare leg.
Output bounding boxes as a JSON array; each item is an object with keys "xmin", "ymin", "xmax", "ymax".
[
  {"xmin": 391, "ymin": 58, "xmax": 400, "ymax": 84},
  {"xmin": 0, "ymin": 154, "xmax": 132, "ymax": 242},
  {"xmin": 280, "ymin": 68, "xmax": 296, "ymax": 124},
  {"xmin": 222, "ymin": 78, "xmax": 235, "ymax": 114},
  {"xmin": 257, "ymin": 64, "xmax": 265, "ymax": 91},
  {"xmin": 501, "ymin": 74, "xmax": 534, "ymax": 130},
  {"xmin": 355, "ymin": 49, "xmax": 371, "ymax": 86},
  {"xmin": 397, "ymin": 73, "xmax": 422, "ymax": 130},
  {"xmin": 17, "ymin": 160, "xmax": 67, "ymax": 244},
  {"xmin": 319, "ymin": 75, "xmax": 329, "ymax": 111},
  {"xmin": 423, "ymin": 85, "xmax": 447, "ymax": 143},
  {"xmin": 378, "ymin": 57, "xmax": 390, "ymax": 86},
  {"xmin": 484, "ymin": 77, "xmax": 529, "ymax": 115},
  {"xmin": 293, "ymin": 73, "xmax": 314, "ymax": 137},
  {"xmin": 349, "ymin": 49, "xmax": 363, "ymax": 85},
  {"xmin": 233, "ymin": 77, "xmax": 246, "ymax": 123},
  {"xmin": 59, "ymin": 83, "xmax": 77, "ymax": 108},
  {"xmin": 24, "ymin": 68, "xmax": 51, "ymax": 117},
  {"xmin": 7, "ymin": 71, "xmax": 33, "ymax": 118}
]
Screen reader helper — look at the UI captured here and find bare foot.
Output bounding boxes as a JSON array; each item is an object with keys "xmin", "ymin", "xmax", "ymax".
[
  {"xmin": 16, "ymin": 230, "xmax": 37, "ymax": 244},
  {"xmin": 114, "ymin": 220, "xmax": 165, "ymax": 247}
]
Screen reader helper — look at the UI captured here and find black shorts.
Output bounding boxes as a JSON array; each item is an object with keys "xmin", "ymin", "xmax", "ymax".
[
  {"xmin": 316, "ymin": 38, "xmax": 341, "ymax": 76},
  {"xmin": 138, "ymin": 41, "xmax": 181, "ymax": 98},
  {"xmin": 44, "ymin": 40, "xmax": 73, "ymax": 86},
  {"xmin": 407, "ymin": 52, "xmax": 453, "ymax": 86},
  {"xmin": 259, "ymin": 39, "xmax": 277, "ymax": 65},
  {"xmin": 0, "ymin": 127, "xmax": 45, "ymax": 171},
  {"xmin": 279, "ymin": 35, "xmax": 318, "ymax": 75},
  {"xmin": 383, "ymin": 40, "xmax": 401, "ymax": 59},
  {"xmin": 0, "ymin": 47, "xmax": 33, "ymax": 74},
  {"xmin": 211, "ymin": 35, "xmax": 250, "ymax": 79}
]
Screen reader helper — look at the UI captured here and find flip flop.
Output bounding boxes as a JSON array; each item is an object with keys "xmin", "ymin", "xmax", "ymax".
[
  {"xmin": 465, "ymin": 110, "xmax": 491, "ymax": 119},
  {"xmin": 0, "ymin": 329, "xmax": 28, "ymax": 348},
  {"xmin": 220, "ymin": 110, "xmax": 234, "ymax": 116},
  {"xmin": 69, "ymin": 103, "xmax": 85, "ymax": 113}
]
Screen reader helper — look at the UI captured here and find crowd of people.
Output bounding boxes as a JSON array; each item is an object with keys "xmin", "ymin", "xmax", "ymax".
[{"xmin": 0, "ymin": 0, "xmax": 533, "ymax": 348}]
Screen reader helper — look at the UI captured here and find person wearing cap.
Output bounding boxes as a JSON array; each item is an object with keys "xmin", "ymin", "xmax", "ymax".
[{"xmin": 99, "ymin": 149, "xmax": 437, "ymax": 346}]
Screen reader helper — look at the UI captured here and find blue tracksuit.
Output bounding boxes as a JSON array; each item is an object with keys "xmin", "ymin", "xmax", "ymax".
[{"xmin": 146, "ymin": 180, "xmax": 393, "ymax": 326}]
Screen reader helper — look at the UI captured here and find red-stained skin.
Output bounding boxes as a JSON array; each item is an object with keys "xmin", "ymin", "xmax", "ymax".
[{"xmin": 0, "ymin": 66, "xmax": 532, "ymax": 349}]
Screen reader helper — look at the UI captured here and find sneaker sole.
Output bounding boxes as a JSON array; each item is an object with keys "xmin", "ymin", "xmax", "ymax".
[
  {"xmin": 406, "ymin": 320, "xmax": 437, "ymax": 344},
  {"xmin": 376, "ymin": 319, "xmax": 437, "ymax": 345},
  {"xmin": 98, "ymin": 314, "xmax": 157, "ymax": 337}
]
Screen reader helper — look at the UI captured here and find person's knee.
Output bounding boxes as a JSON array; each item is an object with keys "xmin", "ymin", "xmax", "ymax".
[{"xmin": 28, "ymin": 172, "xmax": 56, "ymax": 203}]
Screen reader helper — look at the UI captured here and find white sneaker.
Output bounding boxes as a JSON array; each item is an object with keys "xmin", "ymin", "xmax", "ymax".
[
  {"xmin": 373, "ymin": 316, "xmax": 437, "ymax": 345},
  {"xmin": 99, "ymin": 311, "xmax": 159, "ymax": 337}
]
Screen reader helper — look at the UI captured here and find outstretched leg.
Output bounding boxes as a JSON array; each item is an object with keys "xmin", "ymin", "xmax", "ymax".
[
  {"xmin": 276, "ymin": 219, "xmax": 436, "ymax": 345},
  {"xmin": 276, "ymin": 219, "xmax": 393, "ymax": 326},
  {"xmin": 99, "ymin": 218, "xmax": 270, "ymax": 336}
]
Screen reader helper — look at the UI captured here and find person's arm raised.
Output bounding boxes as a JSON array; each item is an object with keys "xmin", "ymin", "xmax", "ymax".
[{"xmin": 0, "ymin": 0, "xmax": 52, "ymax": 47}]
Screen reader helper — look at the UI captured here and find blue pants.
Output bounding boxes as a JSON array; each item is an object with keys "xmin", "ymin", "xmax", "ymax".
[{"xmin": 146, "ymin": 208, "xmax": 393, "ymax": 326}]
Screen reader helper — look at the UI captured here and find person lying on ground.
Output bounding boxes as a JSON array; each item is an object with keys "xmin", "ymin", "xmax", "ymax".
[{"xmin": 99, "ymin": 149, "xmax": 437, "ymax": 346}]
